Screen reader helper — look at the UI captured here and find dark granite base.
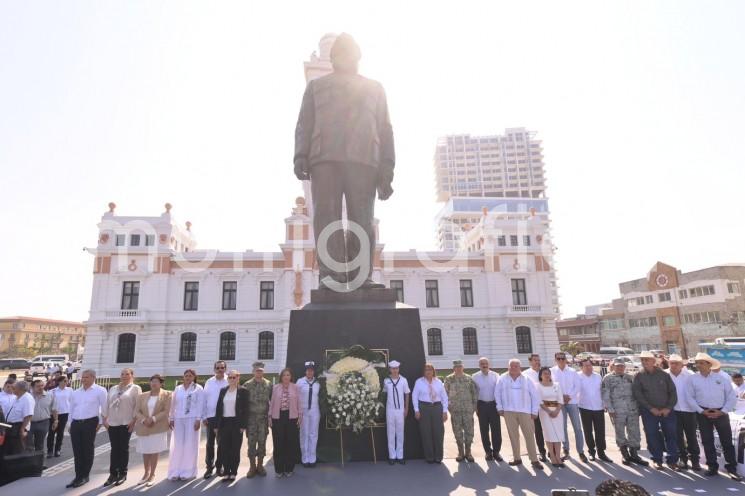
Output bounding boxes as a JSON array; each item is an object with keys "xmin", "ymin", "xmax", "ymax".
[{"xmin": 286, "ymin": 302, "xmax": 426, "ymax": 462}]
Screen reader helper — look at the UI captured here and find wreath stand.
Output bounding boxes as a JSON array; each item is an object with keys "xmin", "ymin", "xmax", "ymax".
[{"xmin": 337, "ymin": 425, "xmax": 378, "ymax": 466}]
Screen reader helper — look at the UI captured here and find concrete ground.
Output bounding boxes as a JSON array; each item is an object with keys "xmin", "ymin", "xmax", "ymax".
[{"xmin": 5, "ymin": 414, "xmax": 745, "ymax": 496}]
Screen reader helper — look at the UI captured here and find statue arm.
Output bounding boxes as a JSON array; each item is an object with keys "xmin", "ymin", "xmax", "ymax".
[
  {"xmin": 293, "ymin": 81, "xmax": 315, "ymax": 179},
  {"xmin": 377, "ymin": 84, "xmax": 395, "ymax": 173}
]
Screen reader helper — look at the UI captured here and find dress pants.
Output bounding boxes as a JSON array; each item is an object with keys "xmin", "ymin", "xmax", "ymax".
[
  {"xmin": 418, "ymin": 401, "xmax": 445, "ymax": 462},
  {"xmin": 562, "ymin": 404, "xmax": 585, "ymax": 453},
  {"xmin": 675, "ymin": 410, "xmax": 700, "ymax": 464},
  {"xmin": 640, "ymin": 408, "xmax": 679, "ymax": 464},
  {"xmin": 47, "ymin": 413, "xmax": 68, "ymax": 454},
  {"xmin": 4, "ymin": 422, "xmax": 25, "ymax": 455},
  {"xmin": 300, "ymin": 407, "xmax": 320, "ymax": 464},
  {"xmin": 108, "ymin": 424, "xmax": 132, "ymax": 477},
  {"xmin": 579, "ymin": 408, "xmax": 606, "ymax": 454},
  {"xmin": 534, "ymin": 416, "xmax": 547, "ymax": 456},
  {"xmin": 205, "ymin": 417, "xmax": 220, "ymax": 471},
  {"xmin": 30, "ymin": 419, "xmax": 50, "ymax": 452},
  {"xmin": 698, "ymin": 412, "xmax": 737, "ymax": 471},
  {"xmin": 476, "ymin": 400, "xmax": 502, "ymax": 455},
  {"xmin": 386, "ymin": 409, "xmax": 406, "ymax": 460},
  {"xmin": 217, "ymin": 417, "xmax": 243, "ymax": 476},
  {"xmin": 272, "ymin": 410, "xmax": 300, "ymax": 474},
  {"xmin": 503, "ymin": 411, "xmax": 538, "ymax": 462},
  {"xmin": 70, "ymin": 417, "xmax": 98, "ymax": 480},
  {"xmin": 167, "ymin": 417, "xmax": 200, "ymax": 479}
]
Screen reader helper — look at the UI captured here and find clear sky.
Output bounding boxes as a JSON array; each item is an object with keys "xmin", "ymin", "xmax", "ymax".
[{"xmin": 1, "ymin": 1, "xmax": 744, "ymax": 322}]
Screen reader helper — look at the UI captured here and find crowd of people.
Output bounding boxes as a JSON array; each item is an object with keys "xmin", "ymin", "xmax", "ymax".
[{"xmin": 0, "ymin": 350, "xmax": 743, "ymax": 489}]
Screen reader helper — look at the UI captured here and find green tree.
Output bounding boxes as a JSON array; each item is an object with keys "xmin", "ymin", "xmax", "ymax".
[{"xmin": 560, "ymin": 341, "xmax": 584, "ymax": 358}]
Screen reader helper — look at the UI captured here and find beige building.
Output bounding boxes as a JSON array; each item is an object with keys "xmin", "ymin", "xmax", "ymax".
[
  {"xmin": 596, "ymin": 262, "xmax": 745, "ymax": 357},
  {"xmin": 0, "ymin": 316, "xmax": 85, "ymax": 359}
]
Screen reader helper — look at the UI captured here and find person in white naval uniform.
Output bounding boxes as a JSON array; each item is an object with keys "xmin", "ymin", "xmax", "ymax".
[
  {"xmin": 383, "ymin": 360, "xmax": 410, "ymax": 464},
  {"xmin": 298, "ymin": 361, "xmax": 321, "ymax": 467}
]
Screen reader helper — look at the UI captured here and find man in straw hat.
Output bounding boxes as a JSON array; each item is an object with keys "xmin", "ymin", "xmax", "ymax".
[
  {"xmin": 687, "ymin": 352, "xmax": 740, "ymax": 481},
  {"xmin": 666, "ymin": 354, "xmax": 701, "ymax": 471},
  {"xmin": 632, "ymin": 350, "xmax": 679, "ymax": 471}
]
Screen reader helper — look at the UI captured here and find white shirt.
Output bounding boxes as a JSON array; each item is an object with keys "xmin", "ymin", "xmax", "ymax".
[
  {"xmin": 495, "ymin": 374, "xmax": 539, "ymax": 415},
  {"xmin": 297, "ymin": 376, "xmax": 321, "ymax": 412},
  {"xmin": 202, "ymin": 376, "xmax": 229, "ymax": 419},
  {"xmin": 522, "ymin": 367, "xmax": 541, "ymax": 385},
  {"xmin": 107, "ymin": 383, "xmax": 142, "ymax": 426},
  {"xmin": 688, "ymin": 372, "xmax": 738, "ymax": 413},
  {"xmin": 667, "ymin": 368, "xmax": 697, "ymax": 412},
  {"xmin": 5, "ymin": 392, "xmax": 35, "ymax": 423},
  {"xmin": 472, "ymin": 370, "xmax": 499, "ymax": 402},
  {"xmin": 383, "ymin": 376, "xmax": 410, "ymax": 411},
  {"xmin": 550, "ymin": 365, "xmax": 580, "ymax": 404},
  {"xmin": 577, "ymin": 371, "xmax": 604, "ymax": 411},
  {"xmin": 223, "ymin": 389, "xmax": 237, "ymax": 417},
  {"xmin": 52, "ymin": 386, "xmax": 72, "ymax": 415},
  {"xmin": 411, "ymin": 377, "xmax": 448, "ymax": 413},
  {"xmin": 170, "ymin": 383, "xmax": 204, "ymax": 420},
  {"xmin": 0, "ymin": 391, "xmax": 14, "ymax": 416},
  {"xmin": 69, "ymin": 384, "xmax": 108, "ymax": 421}
]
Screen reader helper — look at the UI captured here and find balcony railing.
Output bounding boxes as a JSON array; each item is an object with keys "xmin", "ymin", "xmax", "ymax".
[
  {"xmin": 105, "ymin": 309, "xmax": 144, "ymax": 319},
  {"xmin": 510, "ymin": 305, "xmax": 542, "ymax": 313}
]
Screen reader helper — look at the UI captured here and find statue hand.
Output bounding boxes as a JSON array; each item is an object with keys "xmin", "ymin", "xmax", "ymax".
[
  {"xmin": 294, "ymin": 160, "xmax": 310, "ymax": 181},
  {"xmin": 377, "ymin": 165, "xmax": 394, "ymax": 200},
  {"xmin": 377, "ymin": 181, "xmax": 393, "ymax": 200}
]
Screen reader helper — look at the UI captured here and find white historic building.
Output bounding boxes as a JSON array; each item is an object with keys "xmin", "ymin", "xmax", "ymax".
[{"xmin": 82, "ymin": 34, "xmax": 560, "ymax": 377}]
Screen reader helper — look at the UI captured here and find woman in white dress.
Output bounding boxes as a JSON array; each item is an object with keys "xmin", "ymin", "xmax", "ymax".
[
  {"xmin": 134, "ymin": 374, "xmax": 172, "ymax": 486},
  {"xmin": 537, "ymin": 366, "xmax": 565, "ymax": 467},
  {"xmin": 167, "ymin": 369, "xmax": 204, "ymax": 481}
]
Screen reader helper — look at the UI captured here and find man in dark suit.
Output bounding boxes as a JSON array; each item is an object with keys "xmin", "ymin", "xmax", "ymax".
[{"xmin": 294, "ymin": 33, "xmax": 395, "ymax": 291}]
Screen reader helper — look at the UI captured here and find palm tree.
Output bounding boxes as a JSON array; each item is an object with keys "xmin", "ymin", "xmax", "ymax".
[{"xmin": 560, "ymin": 341, "xmax": 584, "ymax": 358}]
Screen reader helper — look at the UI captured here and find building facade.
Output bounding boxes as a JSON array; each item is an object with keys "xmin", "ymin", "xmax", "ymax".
[
  {"xmin": 0, "ymin": 316, "xmax": 85, "ymax": 359},
  {"xmin": 556, "ymin": 315, "xmax": 601, "ymax": 353},
  {"xmin": 595, "ymin": 262, "xmax": 745, "ymax": 357}
]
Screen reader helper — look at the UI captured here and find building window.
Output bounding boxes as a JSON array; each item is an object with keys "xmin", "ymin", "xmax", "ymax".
[
  {"xmin": 115, "ymin": 234, "xmax": 125, "ymax": 246},
  {"xmin": 462, "ymin": 327, "xmax": 478, "ymax": 355},
  {"xmin": 497, "ymin": 235, "xmax": 506, "ymax": 247},
  {"xmin": 184, "ymin": 282, "xmax": 199, "ymax": 311},
  {"xmin": 515, "ymin": 326, "xmax": 533, "ymax": 354},
  {"xmin": 425, "ymin": 280, "xmax": 439, "ymax": 308},
  {"xmin": 145, "ymin": 234, "xmax": 155, "ymax": 246},
  {"xmin": 509, "ymin": 235, "xmax": 519, "ymax": 246},
  {"xmin": 666, "ymin": 341, "xmax": 679, "ymax": 354},
  {"xmin": 644, "ymin": 295, "xmax": 653, "ymax": 304},
  {"xmin": 662, "ymin": 315, "xmax": 676, "ymax": 327},
  {"xmin": 259, "ymin": 281, "xmax": 274, "ymax": 310},
  {"xmin": 427, "ymin": 328, "xmax": 443, "ymax": 355},
  {"xmin": 121, "ymin": 281, "xmax": 139, "ymax": 310},
  {"xmin": 679, "ymin": 289, "xmax": 688, "ymax": 299},
  {"xmin": 460, "ymin": 280, "xmax": 474, "ymax": 307},
  {"xmin": 222, "ymin": 281, "xmax": 237, "ymax": 310},
  {"xmin": 523, "ymin": 235, "xmax": 531, "ymax": 246},
  {"xmin": 659, "ymin": 292, "xmax": 671, "ymax": 302},
  {"xmin": 511, "ymin": 278, "xmax": 527, "ymax": 305},
  {"xmin": 258, "ymin": 331, "xmax": 274, "ymax": 360},
  {"xmin": 390, "ymin": 280, "xmax": 404, "ymax": 303},
  {"xmin": 116, "ymin": 333, "xmax": 136, "ymax": 363},
  {"xmin": 728, "ymin": 282, "xmax": 741, "ymax": 294},
  {"xmin": 179, "ymin": 332, "xmax": 197, "ymax": 362},
  {"xmin": 219, "ymin": 331, "xmax": 236, "ymax": 361},
  {"xmin": 130, "ymin": 234, "xmax": 141, "ymax": 246}
]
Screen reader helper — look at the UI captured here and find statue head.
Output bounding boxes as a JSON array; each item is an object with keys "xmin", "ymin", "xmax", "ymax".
[{"xmin": 331, "ymin": 33, "xmax": 361, "ymax": 74}]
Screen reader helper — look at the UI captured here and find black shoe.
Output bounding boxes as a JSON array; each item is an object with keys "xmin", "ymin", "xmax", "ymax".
[
  {"xmin": 678, "ymin": 460, "xmax": 689, "ymax": 470},
  {"xmin": 66, "ymin": 479, "xmax": 79, "ymax": 488},
  {"xmin": 398, "ymin": 459, "xmax": 406, "ymax": 465},
  {"xmin": 597, "ymin": 451, "xmax": 613, "ymax": 463},
  {"xmin": 46, "ymin": 451, "xmax": 53, "ymax": 459},
  {"xmin": 204, "ymin": 468, "xmax": 214, "ymax": 480},
  {"xmin": 216, "ymin": 467, "xmax": 224, "ymax": 477},
  {"xmin": 309, "ymin": 462, "xmax": 316, "ymax": 468},
  {"xmin": 509, "ymin": 459, "xmax": 523, "ymax": 466},
  {"xmin": 531, "ymin": 461, "xmax": 544, "ymax": 470},
  {"xmin": 728, "ymin": 469, "xmax": 742, "ymax": 482},
  {"xmin": 388, "ymin": 460, "xmax": 395, "ymax": 465},
  {"xmin": 72, "ymin": 477, "xmax": 89, "ymax": 488},
  {"xmin": 691, "ymin": 461, "xmax": 702, "ymax": 471},
  {"xmin": 539, "ymin": 453, "xmax": 548, "ymax": 463},
  {"xmin": 654, "ymin": 461, "xmax": 664, "ymax": 470},
  {"xmin": 493, "ymin": 453, "xmax": 504, "ymax": 462},
  {"xmin": 579, "ymin": 452, "xmax": 589, "ymax": 463},
  {"xmin": 706, "ymin": 467, "xmax": 719, "ymax": 476},
  {"xmin": 562, "ymin": 448, "xmax": 569, "ymax": 460},
  {"xmin": 103, "ymin": 475, "xmax": 117, "ymax": 487},
  {"xmin": 485, "ymin": 452, "xmax": 494, "ymax": 461},
  {"xmin": 588, "ymin": 451, "xmax": 596, "ymax": 461},
  {"xmin": 114, "ymin": 474, "xmax": 127, "ymax": 486},
  {"xmin": 54, "ymin": 450, "xmax": 61, "ymax": 457},
  {"xmin": 667, "ymin": 462, "xmax": 681, "ymax": 472}
]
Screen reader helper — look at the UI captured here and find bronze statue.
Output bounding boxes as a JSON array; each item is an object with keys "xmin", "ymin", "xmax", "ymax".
[{"xmin": 294, "ymin": 33, "xmax": 395, "ymax": 291}]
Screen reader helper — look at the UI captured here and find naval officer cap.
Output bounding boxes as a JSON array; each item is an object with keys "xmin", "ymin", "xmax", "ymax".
[
  {"xmin": 389, "ymin": 360, "xmax": 401, "ymax": 368},
  {"xmin": 305, "ymin": 361, "xmax": 316, "ymax": 369},
  {"xmin": 252, "ymin": 361, "xmax": 265, "ymax": 371}
]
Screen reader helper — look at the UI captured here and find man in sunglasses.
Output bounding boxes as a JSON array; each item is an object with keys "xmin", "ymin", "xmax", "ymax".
[
  {"xmin": 550, "ymin": 352, "xmax": 587, "ymax": 462},
  {"xmin": 202, "ymin": 360, "xmax": 228, "ymax": 479}
]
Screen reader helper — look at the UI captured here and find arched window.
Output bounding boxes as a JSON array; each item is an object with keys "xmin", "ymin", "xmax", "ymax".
[
  {"xmin": 116, "ymin": 333, "xmax": 136, "ymax": 363},
  {"xmin": 258, "ymin": 331, "xmax": 274, "ymax": 360},
  {"xmin": 179, "ymin": 332, "xmax": 197, "ymax": 362},
  {"xmin": 219, "ymin": 331, "xmax": 236, "ymax": 361},
  {"xmin": 462, "ymin": 327, "xmax": 478, "ymax": 355},
  {"xmin": 515, "ymin": 326, "xmax": 533, "ymax": 354},
  {"xmin": 427, "ymin": 328, "xmax": 443, "ymax": 356}
]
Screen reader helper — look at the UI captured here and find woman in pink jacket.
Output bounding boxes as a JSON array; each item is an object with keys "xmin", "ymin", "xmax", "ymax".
[{"xmin": 269, "ymin": 368, "xmax": 303, "ymax": 477}]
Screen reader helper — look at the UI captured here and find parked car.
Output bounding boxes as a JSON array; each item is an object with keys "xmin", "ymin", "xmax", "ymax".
[
  {"xmin": 614, "ymin": 356, "xmax": 642, "ymax": 373},
  {"xmin": 0, "ymin": 358, "xmax": 30, "ymax": 370},
  {"xmin": 29, "ymin": 361, "xmax": 51, "ymax": 377}
]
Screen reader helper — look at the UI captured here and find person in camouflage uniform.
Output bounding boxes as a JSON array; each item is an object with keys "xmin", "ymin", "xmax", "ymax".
[
  {"xmin": 601, "ymin": 358, "xmax": 648, "ymax": 466},
  {"xmin": 243, "ymin": 361, "xmax": 272, "ymax": 477},
  {"xmin": 444, "ymin": 359, "xmax": 479, "ymax": 462}
]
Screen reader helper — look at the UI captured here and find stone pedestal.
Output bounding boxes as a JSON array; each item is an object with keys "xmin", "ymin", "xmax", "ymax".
[{"xmin": 286, "ymin": 288, "xmax": 426, "ymax": 462}]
